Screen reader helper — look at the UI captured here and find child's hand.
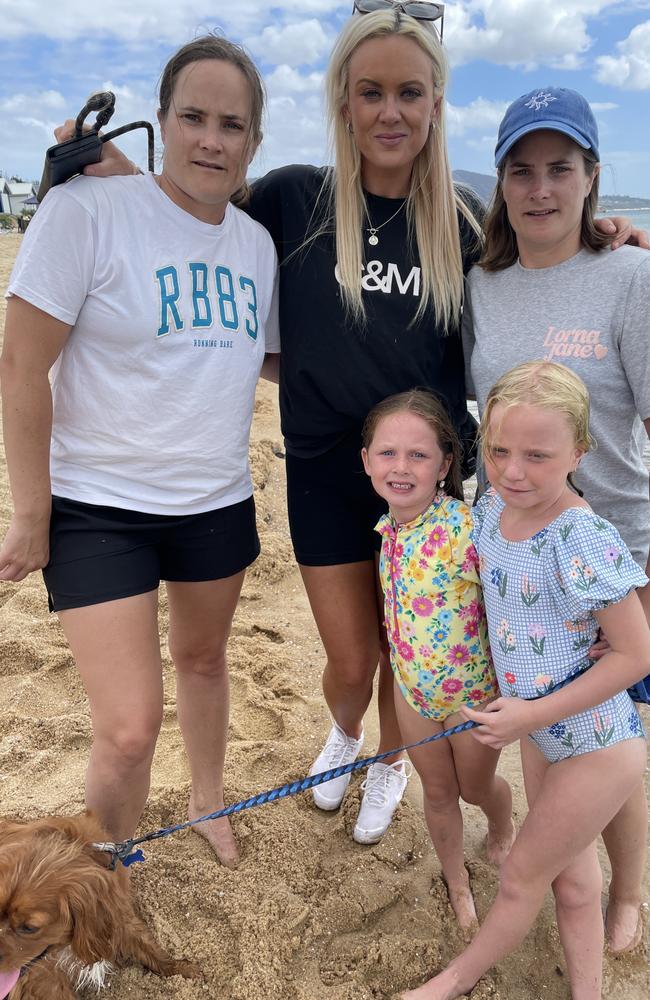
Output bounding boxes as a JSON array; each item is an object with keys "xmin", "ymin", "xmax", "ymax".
[
  {"xmin": 461, "ymin": 698, "xmax": 535, "ymax": 749},
  {"xmin": 588, "ymin": 627, "xmax": 611, "ymax": 661}
]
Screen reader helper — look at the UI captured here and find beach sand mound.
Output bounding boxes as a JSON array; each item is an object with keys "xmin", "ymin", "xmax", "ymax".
[{"xmin": 0, "ymin": 234, "xmax": 647, "ymax": 998}]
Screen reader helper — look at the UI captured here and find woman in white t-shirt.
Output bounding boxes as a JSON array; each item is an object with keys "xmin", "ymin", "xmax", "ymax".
[{"xmin": 0, "ymin": 35, "xmax": 280, "ymax": 867}]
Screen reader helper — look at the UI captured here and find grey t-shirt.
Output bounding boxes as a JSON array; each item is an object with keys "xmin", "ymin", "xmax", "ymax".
[{"xmin": 463, "ymin": 247, "xmax": 650, "ymax": 567}]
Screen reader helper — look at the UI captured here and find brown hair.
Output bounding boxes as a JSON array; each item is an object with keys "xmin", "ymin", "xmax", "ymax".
[
  {"xmin": 480, "ymin": 146, "xmax": 609, "ymax": 272},
  {"xmin": 158, "ymin": 33, "xmax": 265, "ymax": 208},
  {"xmin": 362, "ymin": 389, "xmax": 465, "ymax": 501}
]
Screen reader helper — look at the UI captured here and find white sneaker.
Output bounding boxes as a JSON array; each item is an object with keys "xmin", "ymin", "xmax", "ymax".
[
  {"xmin": 353, "ymin": 760, "xmax": 412, "ymax": 844},
  {"xmin": 310, "ymin": 722, "xmax": 364, "ymax": 811}
]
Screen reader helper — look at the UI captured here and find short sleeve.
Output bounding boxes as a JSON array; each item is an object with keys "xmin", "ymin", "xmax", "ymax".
[
  {"xmin": 446, "ymin": 499, "xmax": 481, "ymax": 585},
  {"xmin": 248, "ymin": 169, "xmax": 285, "ymax": 249},
  {"xmin": 471, "ymin": 488, "xmax": 499, "ymax": 551},
  {"xmin": 618, "ymin": 254, "xmax": 650, "ymax": 421},
  {"xmin": 548, "ymin": 510, "xmax": 649, "ymax": 619},
  {"xmin": 263, "ymin": 264, "xmax": 281, "ymax": 354},
  {"xmin": 7, "ymin": 184, "xmax": 95, "ymax": 325},
  {"xmin": 461, "ymin": 276, "xmax": 476, "ymax": 397}
]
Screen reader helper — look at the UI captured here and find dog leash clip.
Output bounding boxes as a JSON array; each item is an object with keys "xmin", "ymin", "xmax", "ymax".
[{"xmin": 121, "ymin": 848, "xmax": 146, "ymax": 867}]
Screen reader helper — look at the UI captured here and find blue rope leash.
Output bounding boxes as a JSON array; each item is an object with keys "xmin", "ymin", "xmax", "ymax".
[{"xmin": 102, "ymin": 666, "xmax": 589, "ymax": 868}]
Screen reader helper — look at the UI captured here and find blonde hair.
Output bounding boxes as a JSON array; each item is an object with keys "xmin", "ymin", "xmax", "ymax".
[
  {"xmin": 480, "ymin": 361, "xmax": 595, "ymax": 461},
  {"xmin": 322, "ymin": 11, "xmax": 482, "ymax": 331},
  {"xmin": 362, "ymin": 389, "xmax": 465, "ymax": 501}
]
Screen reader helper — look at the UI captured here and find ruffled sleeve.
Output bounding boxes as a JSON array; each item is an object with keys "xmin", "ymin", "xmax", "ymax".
[
  {"xmin": 470, "ymin": 488, "xmax": 500, "ymax": 551},
  {"xmin": 548, "ymin": 509, "xmax": 648, "ymax": 619},
  {"xmin": 444, "ymin": 499, "xmax": 481, "ymax": 586}
]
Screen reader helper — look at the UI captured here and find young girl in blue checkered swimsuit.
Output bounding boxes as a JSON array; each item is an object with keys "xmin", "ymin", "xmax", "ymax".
[{"xmin": 402, "ymin": 362, "xmax": 649, "ymax": 1000}]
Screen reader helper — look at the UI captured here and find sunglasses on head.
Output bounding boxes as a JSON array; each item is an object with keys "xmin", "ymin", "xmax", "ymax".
[{"xmin": 352, "ymin": 0, "xmax": 444, "ymax": 39}]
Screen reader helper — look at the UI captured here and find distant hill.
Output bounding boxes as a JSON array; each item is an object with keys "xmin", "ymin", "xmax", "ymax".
[
  {"xmin": 598, "ymin": 194, "xmax": 650, "ymax": 210},
  {"xmin": 452, "ymin": 170, "xmax": 496, "ymax": 204},
  {"xmin": 452, "ymin": 170, "xmax": 649, "ymax": 210}
]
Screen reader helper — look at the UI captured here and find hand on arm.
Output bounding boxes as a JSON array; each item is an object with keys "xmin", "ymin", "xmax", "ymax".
[
  {"xmin": 595, "ymin": 215, "xmax": 650, "ymax": 251},
  {"xmin": 0, "ymin": 298, "xmax": 71, "ymax": 581},
  {"xmin": 54, "ymin": 120, "xmax": 139, "ymax": 177},
  {"xmin": 461, "ymin": 697, "xmax": 538, "ymax": 749}
]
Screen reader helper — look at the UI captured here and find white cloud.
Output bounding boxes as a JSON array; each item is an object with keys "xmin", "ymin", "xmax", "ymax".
[
  {"xmin": 265, "ymin": 65, "xmax": 324, "ymax": 96},
  {"xmin": 595, "ymin": 20, "xmax": 650, "ymax": 89},
  {"xmin": 245, "ymin": 20, "xmax": 333, "ymax": 67},
  {"xmin": 446, "ymin": 0, "xmax": 618, "ymax": 71},
  {"xmin": 0, "ymin": 90, "xmax": 66, "ymax": 113},
  {"xmin": 0, "ymin": 1, "xmax": 343, "ymax": 43},
  {"xmin": 445, "ymin": 97, "xmax": 508, "ymax": 137},
  {"xmin": 590, "ymin": 102, "xmax": 619, "ymax": 110}
]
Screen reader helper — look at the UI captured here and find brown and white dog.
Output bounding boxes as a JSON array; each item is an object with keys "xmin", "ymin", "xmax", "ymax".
[{"xmin": 0, "ymin": 811, "xmax": 198, "ymax": 999}]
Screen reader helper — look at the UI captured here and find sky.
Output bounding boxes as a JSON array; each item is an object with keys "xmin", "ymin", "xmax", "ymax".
[{"xmin": 1, "ymin": 1, "xmax": 649, "ymax": 198}]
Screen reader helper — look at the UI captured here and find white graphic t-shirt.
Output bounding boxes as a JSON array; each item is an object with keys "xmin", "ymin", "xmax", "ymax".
[{"xmin": 8, "ymin": 173, "xmax": 280, "ymax": 515}]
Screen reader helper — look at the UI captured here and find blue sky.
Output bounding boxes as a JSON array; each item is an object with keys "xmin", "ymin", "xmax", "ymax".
[{"xmin": 1, "ymin": 1, "xmax": 649, "ymax": 197}]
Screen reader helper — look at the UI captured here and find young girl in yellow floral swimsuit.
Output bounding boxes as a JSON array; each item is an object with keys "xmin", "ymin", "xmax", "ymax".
[{"xmin": 362, "ymin": 390, "xmax": 515, "ymax": 938}]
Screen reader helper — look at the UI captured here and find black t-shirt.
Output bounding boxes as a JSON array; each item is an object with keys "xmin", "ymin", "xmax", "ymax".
[{"xmin": 248, "ymin": 164, "xmax": 481, "ymax": 459}]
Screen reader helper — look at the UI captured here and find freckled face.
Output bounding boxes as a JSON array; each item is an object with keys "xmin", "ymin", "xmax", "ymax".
[
  {"xmin": 362, "ymin": 411, "xmax": 451, "ymax": 523},
  {"xmin": 485, "ymin": 403, "xmax": 583, "ymax": 516},
  {"xmin": 344, "ymin": 35, "xmax": 439, "ymax": 196},
  {"xmin": 158, "ymin": 59, "xmax": 257, "ymax": 225},
  {"xmin": 501, "ymin": 131, "xmax": 596, "ymax": 266}
]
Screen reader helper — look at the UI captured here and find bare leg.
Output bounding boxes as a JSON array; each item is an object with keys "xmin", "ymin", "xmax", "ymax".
[
  {"xmin": 601, "ymin": 779, "xmax": 647, "ymax": 952},
  {"xmin": 393, "ymin": 682, "xmax": 478, "ymax": 937},
  {"xmin": 450, "ymin": 726, "xmax": 515, "ymax": 867},
  {"xmin": 59, "ymin": 592, "xmax": 164, "ymax": 842},
  {"xmin": 167, "ymin": 572, "xmax": 245, "ymax": 868},
  {"xmin": 299, "ymin": 561, "xmax": 380, "ymax": 739},
  {"xmin": 400, "ymin": 737, "xmax": 646, "ymax": 1000},
  {"xmin": 375, "ymin": 555, "xmax": 406, "ymax": 763},
  {"xmin": 522, "ymin": 741, "xmax": 604, "ymax": 997}
]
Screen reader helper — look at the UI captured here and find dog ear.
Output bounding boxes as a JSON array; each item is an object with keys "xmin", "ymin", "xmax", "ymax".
[{"xmin": 60, "ymin": 859, "xmax": 119, "ymax": 964}]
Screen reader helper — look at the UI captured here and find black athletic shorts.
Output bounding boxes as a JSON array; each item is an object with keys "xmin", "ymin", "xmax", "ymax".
[
  {"xmin": 285, "ymin": 432, "xmax": 387, "ymax": 566},
  {"xmin": 43, "ymin": 495, "xmax": 260, "ymax": 612}
]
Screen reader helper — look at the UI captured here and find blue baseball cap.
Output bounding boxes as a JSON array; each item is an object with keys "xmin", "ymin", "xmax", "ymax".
[{"xmin": 494, "ymin": 87, "xmax": 599, "ymax": 167}]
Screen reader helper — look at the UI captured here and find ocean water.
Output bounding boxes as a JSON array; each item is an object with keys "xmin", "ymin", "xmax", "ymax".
[{"xmin": 599, "ymin": 208, "xmax": 650, "ymax": 231}]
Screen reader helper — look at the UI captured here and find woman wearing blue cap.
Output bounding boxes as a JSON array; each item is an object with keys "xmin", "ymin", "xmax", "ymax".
[{"xmin": 460, "ymin": 86, "xmax": 650, "ymax": 961}]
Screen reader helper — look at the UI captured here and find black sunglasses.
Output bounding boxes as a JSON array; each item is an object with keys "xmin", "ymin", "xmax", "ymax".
[{"xmin": 352, "ymin": 0, "xmax": 444, "ymax": 40}]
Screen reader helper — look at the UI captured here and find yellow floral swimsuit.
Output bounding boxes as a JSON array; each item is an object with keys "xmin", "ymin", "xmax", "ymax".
[{"xmin": 376, "ymin": 494, "xmax": 497, "ymax": 721}]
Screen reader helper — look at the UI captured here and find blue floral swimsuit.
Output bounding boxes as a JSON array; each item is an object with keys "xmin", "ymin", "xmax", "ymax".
[{"xmin": 472, "ymin": 491, "xmax": 647, "ymax": 763}]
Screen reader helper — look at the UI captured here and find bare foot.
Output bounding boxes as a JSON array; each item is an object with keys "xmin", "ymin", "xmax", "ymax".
[
  {"xmin": 443, "ymin": 874, "xmax": 479, "ymax": 942},
  {"xmin": 604, "ymin": 899, "xmax": 643, "ymax": 955},
  {"xmin": 189, "ymin": 797, "xmax": 240, "ymax": 868},
  {"xmin": 401, "ymin": 966, "xmax": 469, "ymax": 999},
  {"xmin": 485, "ymin": 817, "xmax": 516, "ymax": 867}
]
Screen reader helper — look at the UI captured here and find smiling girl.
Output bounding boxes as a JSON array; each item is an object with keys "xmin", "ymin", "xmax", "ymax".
[
  {"xmin": 402, "ymin": 361, "xmax": 650, "ymax": 1000},
  {"xmin": 362, "ymin": 389, "xmax": 514, "ymax": 936}
]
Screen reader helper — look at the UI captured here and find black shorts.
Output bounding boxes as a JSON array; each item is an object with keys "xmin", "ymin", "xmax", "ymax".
[
  {"xmin": 286, "ymin": 432, "xmax": 387, "ymax": 566},
  {"xmin": 43, "ymin": 495, "xmax": 260, "ymax": 612}
]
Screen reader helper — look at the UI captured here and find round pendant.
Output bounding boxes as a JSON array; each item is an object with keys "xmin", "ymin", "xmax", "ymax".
[{"xmin": 368, "ymin": 234, "xmax": 378, "ymax": 246}]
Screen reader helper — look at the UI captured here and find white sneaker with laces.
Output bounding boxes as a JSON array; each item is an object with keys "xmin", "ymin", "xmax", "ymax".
[
  {"xmin": 310, "ymin": 722, "xmax": 364, "ymax": 810},
  {"xmin": 353, "ymin": 760, "xmax": 412, "ymax": 844}
]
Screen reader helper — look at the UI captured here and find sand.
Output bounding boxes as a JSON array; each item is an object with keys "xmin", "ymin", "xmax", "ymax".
[{"xmin": 0, "ymin": 231, "xmax": 647, "ymax": 999}]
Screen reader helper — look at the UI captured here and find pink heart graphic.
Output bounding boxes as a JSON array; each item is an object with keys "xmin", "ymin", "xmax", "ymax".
[{"xmin": 594, "ymin": 344, "xmax": 608, "ymax": 360}]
